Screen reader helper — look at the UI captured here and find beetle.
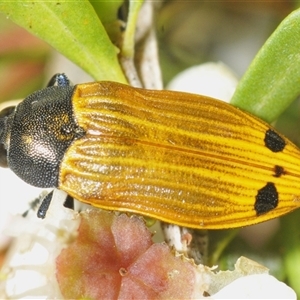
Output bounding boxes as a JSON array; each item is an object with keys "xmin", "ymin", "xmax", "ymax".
[{"xmin": 1, "ymin": 73, "xmax": 300, "ymax": 229}]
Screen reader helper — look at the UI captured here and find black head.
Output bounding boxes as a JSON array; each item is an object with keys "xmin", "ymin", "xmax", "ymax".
[{"xmin": 0, "ymin": 79, "xmax": 85, "ymax": 188}]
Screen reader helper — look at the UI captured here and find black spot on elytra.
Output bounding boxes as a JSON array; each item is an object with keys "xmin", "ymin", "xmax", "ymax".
[
  {"xmin": 264, "ymin": 129, "xmax": 286, "ymax": 152},
  {"xmin": 273, "ymin": 165, "xmax": 285, "ymax": 177},
  {"xmin": 255, "ymin": 182, "xmax": 278, "ymax": 215}
]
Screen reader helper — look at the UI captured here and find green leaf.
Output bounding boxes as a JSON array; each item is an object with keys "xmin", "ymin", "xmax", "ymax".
[
  {"xmin": 90, "ymin": 0, "xmax": 123, "ymax": 24},
  {"xmin": 0, "ymin": 0, "xmax": 127, "ymax": 83},
  {"xmin": 122, "ymin": 0, "xmax": 144, "ymax": 58},
  {"xmin": 231, "ymin": 9, "xmax": 300, "ymax": 123}
]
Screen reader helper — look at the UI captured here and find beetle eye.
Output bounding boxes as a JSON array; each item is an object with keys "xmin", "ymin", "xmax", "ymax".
[
  {"xmin": 0, "ymin": 144, "xmax": 8, "ymax": 168},
  {"xmin": 0, "ymin": 106, "xmax": 15, "ymax": 168},
  {"xmin": 0, "ymin": 106, "xmax": 15, "ymax": 118}
]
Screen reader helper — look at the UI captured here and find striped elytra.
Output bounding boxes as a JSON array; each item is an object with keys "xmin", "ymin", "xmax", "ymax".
[
  {"xmin": 1, "ymin": 76, "xmax": 300, "ymax": 229},
  {"xmin": 59, "ymin": 81, "xmax": 300, "ymax": 229}
]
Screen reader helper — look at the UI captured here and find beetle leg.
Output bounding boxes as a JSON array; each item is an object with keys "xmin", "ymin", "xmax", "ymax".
[
  {"xmin": 63, "ymin": 194, "xmax": 74, "ymax": 210},
  {"xmin": 37, "ymin": 191, "xmax": 54, "ymax": 219},
  {"xmin": 47, "ymin": 73, "xmax": 71, "ymax": 87}
]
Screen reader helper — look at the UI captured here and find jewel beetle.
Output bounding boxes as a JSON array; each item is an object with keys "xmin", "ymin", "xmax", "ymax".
[{"xmin": 1, "ymin": 73, "xmax": 300, "ymax": 229}]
